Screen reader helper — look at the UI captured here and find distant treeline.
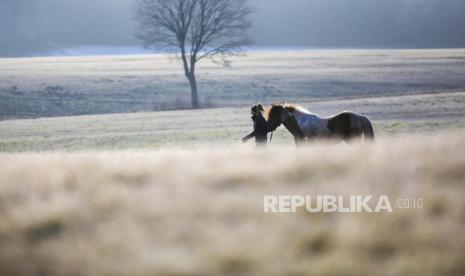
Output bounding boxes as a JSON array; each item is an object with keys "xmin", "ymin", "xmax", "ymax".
[{"xmin": 1, "ymin": 0, "xmax": 465, "ymax": 57}]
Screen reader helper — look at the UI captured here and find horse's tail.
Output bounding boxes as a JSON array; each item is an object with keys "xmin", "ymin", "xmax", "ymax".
[{"xmin": 360, "ymin": 115, "xmax": 375, "ymax": 140}]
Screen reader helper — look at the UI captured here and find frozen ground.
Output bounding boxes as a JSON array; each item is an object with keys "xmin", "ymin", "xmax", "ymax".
[
  {"xmin": 1, "ymin": 49, "xmax": 465, "ymax": 276},
  {"xmin": 1, "ymin": 91, "xmax": 464, "ymax": 152},
  {"xmin": 1, "ymin": 49, "xmax": 465, "ymax": 119}
]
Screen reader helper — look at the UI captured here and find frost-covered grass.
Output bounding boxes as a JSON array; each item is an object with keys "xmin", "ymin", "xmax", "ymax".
[
  {"xmin": 1, "ymin": 132, "xmax": 465, "ymax": 276},
  {"xmin": 1, "ymin": 91, "xmax": 464, "ymax": 152},
  {"xmin": 1, "ymin": 49, "xmax": 465, "ymax": 275},
  {"xmin": 1, "ymin": 49, "xmax": 465, "ymax": 119}
]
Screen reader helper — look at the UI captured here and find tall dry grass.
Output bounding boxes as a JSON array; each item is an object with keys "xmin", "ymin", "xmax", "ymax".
[{"xmin": 1, "ymin": 132, "xmax": 465, "ymax": 275}]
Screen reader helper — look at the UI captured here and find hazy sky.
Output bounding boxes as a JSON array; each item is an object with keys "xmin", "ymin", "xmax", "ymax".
[{"xmin": 1, "ymin": 0, "xmax": 465, "ymax": 57}]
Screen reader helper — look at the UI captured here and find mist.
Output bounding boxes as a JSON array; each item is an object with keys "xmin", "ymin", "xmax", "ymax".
[{"xmin": 1, "ymin": 0, "xmax": 465, "ymax": 57}]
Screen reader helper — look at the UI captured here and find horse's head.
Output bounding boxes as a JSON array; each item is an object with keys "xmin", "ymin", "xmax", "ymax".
[
  {"xmin": 266, "ymin": 103, "xmax": 299, "ymax": 131},
  {"xmin": 266, "ymin": 104, "xmax": 286, "ymax": 131}
]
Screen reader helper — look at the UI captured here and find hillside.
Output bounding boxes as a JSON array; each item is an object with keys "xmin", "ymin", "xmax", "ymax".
[{"xmin": 1, "ymin": 49, "xmax": 465, "ymax": 120}]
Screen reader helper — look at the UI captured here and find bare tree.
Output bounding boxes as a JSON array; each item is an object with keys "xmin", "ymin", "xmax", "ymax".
[{"xmin": 135, "ymin": 0, "xmax": 253, "ymax": 108}]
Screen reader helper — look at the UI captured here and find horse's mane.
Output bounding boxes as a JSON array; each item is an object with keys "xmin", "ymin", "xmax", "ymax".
[
  {"xmin": 265, "ymin": 103, "xmax": 311, "ymax": 119},
  {"xmin": 283, "ymin": 103, "xmax": 311, "ymax": 114}
]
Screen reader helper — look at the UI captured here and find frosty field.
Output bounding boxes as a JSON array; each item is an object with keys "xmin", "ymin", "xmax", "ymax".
[
  {"xmin": 1, "ymin": 49, "xmax": 465, "ymax": 119},
  {"xmin": 1, "ymin": 133, "xmax": 465, "ymax": 276},
  {"xmin": 1, "ymin": 49, "xmax": 465, "ymax": 276},
  {"xmin": 1, "ymin": 90, "xmax": 464, "ymax": 152}
]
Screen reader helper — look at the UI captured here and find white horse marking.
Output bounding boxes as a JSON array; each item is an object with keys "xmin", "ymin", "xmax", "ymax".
[{"xmin": 287, "ymin": 107, "xmax": 331, "ymax": 138}]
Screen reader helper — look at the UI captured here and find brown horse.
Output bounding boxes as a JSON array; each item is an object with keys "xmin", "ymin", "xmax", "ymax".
[{"xmin": 266, "ymin": 103, "xmax": 375, "ymax": 144}]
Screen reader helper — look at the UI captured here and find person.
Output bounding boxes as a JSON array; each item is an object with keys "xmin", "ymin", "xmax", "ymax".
[{"xmin": 242, "ymin": 104, "xmax": 268, "ymax": 146}]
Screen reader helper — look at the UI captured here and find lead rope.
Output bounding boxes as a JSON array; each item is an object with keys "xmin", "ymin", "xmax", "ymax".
[{"xmin": 269, "ymin": 131, "xmax": 274, "ymax": 145}]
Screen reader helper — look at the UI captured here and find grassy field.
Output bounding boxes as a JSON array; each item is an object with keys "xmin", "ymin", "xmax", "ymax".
[
  {"xmin": 1, "ymin": 91, "xmax": 464, "ymax": 152},
  {"xmin": 1, "ymin": 49, "xmax": 465, "ymax": 119},
  {"xmin": 1, "ymin": 132, "xmax": 465, "ymax": 276},
  {"xmin": 1, "ymin": 49, "xmax": 465, "ymax": 275}
]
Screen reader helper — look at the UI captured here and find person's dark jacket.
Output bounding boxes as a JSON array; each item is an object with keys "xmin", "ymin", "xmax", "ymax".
[{"xmin": 243, "ymin": 113, "xmax": 268, "ymax": 145}]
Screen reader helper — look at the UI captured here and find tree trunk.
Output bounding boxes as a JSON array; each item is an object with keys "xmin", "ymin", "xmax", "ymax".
[{"xmin": 187, "ymin": 73, "xmax": 199, "ymax": 109}]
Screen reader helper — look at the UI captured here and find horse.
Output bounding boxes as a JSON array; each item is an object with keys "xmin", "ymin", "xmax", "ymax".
[{"xmin": 265, "ymin": 103, "xmax": 375, "ymax": 144}]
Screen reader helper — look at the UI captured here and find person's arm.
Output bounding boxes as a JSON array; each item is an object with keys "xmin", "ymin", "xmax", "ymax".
[{"xmin": 242, "ymin": 130, "xmax": 256, "ymax": 143}]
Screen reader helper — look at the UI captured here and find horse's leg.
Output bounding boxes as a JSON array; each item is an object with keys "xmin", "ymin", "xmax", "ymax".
[
  {"xmin": 293, "ymin": 135, "xmax": 305, "ymax": 146},
  {"xmin": 353, "ymin": 122, "xmax": 364, "ymax": 141},
  {"xmin": 283, "ymin": 117, "xmax": 305, "ymax": 146},
  {"xmin": 328, "ymin": 113, "xmax": 351, "ymax": 141},
  {"xmin": 345, "ymin": 129, "xmax": 363, "ymax": 143},
  {"xmin": 339, "ymin": 115, "xmax": 364, "ymax": 143}
]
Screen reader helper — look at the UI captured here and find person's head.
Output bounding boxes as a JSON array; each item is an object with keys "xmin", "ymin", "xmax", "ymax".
[{"xmin": 251, "ymin": 104, "xmax": 264, "ymax": 116}]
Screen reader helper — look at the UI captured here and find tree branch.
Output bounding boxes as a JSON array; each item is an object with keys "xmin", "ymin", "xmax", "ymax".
[{"xmin": 135, "ymin": 0, "xmax": 253, "ymax": 66}]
